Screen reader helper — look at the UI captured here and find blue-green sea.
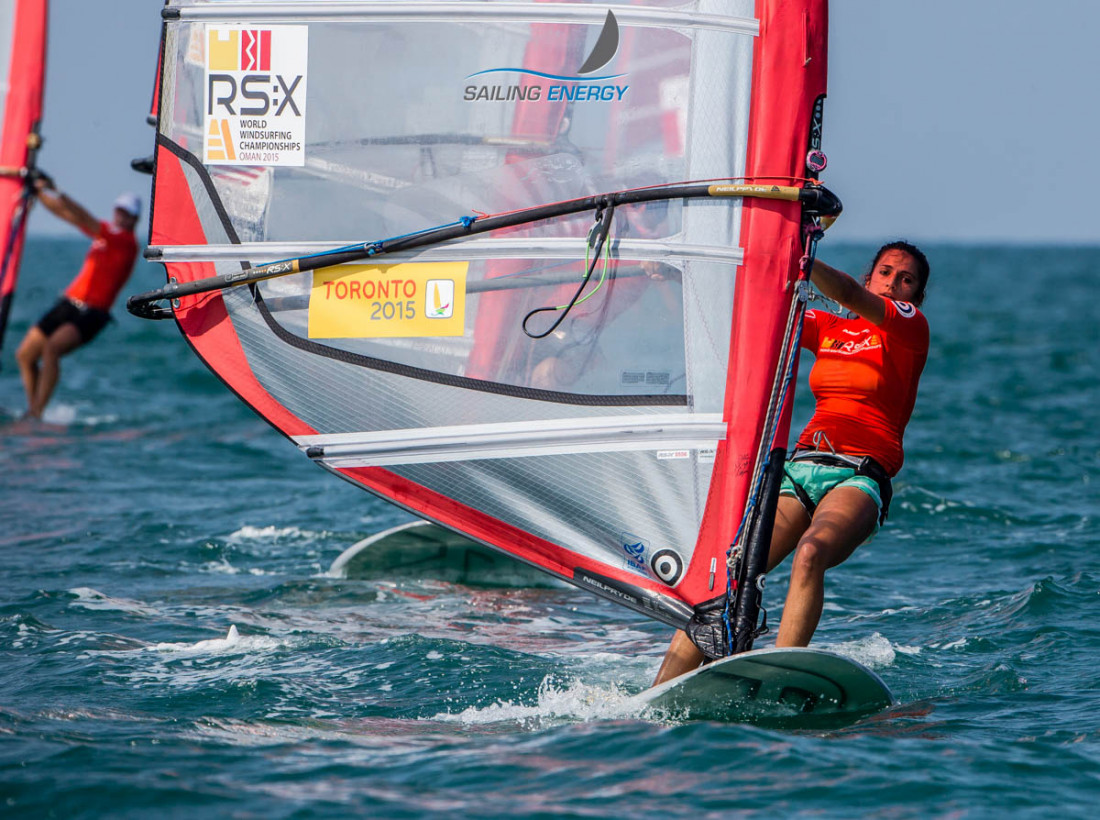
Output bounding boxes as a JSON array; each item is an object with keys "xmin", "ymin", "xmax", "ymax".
[{"xmin": 1, "ymin": 238, "xmax": 1097, "ymax": 818}]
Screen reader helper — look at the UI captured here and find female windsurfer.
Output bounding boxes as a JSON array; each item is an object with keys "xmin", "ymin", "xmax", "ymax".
[
  {"xmin": 653, "ymin": 241, "xmax": 931, "ymax": 685},
  {"xmin": 12, "ymin": 175, "xmax": 139, "ymax": 419}
]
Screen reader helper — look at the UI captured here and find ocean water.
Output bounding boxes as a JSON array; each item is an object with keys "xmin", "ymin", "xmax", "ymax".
[{"xmin": 1, "ymin": 238, "xmax": 1098, "ymax": 818}]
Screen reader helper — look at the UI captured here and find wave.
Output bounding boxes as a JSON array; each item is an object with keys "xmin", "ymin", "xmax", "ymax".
[{"xmin": 67, "ymin": 587, "xmax": 160, "ymax": 616}]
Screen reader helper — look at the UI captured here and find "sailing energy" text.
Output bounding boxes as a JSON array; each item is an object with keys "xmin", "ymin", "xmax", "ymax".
[{"xmin": 463, "ymin": 84, "xmax": 629, "ymax": 102}]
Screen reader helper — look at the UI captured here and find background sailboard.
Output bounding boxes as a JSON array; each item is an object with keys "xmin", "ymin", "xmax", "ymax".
[{"xmin": 329, "ymin": 520, "xmax": 564, "ymax": 588}]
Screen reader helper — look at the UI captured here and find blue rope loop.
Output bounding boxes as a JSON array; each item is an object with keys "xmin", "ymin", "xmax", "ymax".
[
  {"xmin": 276, "ymin": 215, "xmax": 480, "ymax": 267},
  {"xmin": 720, "ymin": 226, "xmax": 821, "ymax": 654}
]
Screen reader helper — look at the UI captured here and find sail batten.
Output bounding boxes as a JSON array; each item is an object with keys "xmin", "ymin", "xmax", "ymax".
[
  {"xmin": 168, "ymin": 2, "xmax": 760, "ymax": 36},
  {"xmin": 149, "ymin": 239, "xmax": 747, "ymax": 266},
  {"xmin": 297, "ymin": 414, "xmax": 725, "ymax": 467}
]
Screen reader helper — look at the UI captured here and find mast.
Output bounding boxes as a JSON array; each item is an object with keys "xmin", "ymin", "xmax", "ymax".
[
  {"xmin": 688, "ymin": 0, "xmax": 830, "ymax": 657},
  {"xmin": 0, "ymin": 0, "xmax": 48, "ymax": 355}
]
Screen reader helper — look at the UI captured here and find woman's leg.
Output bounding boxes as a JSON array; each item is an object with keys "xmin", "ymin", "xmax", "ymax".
[
  {"xmin": 28, "ymin": 323, "xmax": 84, "ymax": 418},
  {"xmin": 15, "ymin": 326, "xmax": 47, "ymax": 414},
  {"xmin": 774, "ymin": 486, "xmax": 879, "ymax": 647}
]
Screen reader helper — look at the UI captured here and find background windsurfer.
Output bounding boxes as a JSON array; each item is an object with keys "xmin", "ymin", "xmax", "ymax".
[
  {"xmin": 654, "ymin": 242, "xmax": 931, "ymax": 685},
  {"xmin": 11, "ymin": 175, "xmax": 140, "ymax": 419}
]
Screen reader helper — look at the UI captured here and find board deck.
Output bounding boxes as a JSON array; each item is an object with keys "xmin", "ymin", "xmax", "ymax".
[
  {"xmin": 637, "ymin": 647, "xmax": 894, "ymax": 727},
  {"xmin": 328, "ymin": 520, "xmax": 564, "ymax": 588}
]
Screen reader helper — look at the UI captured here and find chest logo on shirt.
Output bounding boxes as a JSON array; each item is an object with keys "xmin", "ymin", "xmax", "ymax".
[{"xmin": 821, "ymin": 334, "xmax": 882, "ymax": 355}]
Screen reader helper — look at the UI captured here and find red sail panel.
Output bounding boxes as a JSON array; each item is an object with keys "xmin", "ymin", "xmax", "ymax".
[
  {"xmin": 151, "ymin": 144, "xmax": 316, "ymax": 438},
  {"xmin": 684, "ymin": 0, "xmax": 829, "ymax": 603},
  {"xmin": 0, "ymin": 0, "xmax": 47, "ymax": 350}
]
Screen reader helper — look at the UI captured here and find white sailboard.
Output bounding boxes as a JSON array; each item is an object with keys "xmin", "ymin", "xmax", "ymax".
[
  {"xmin": 128, "ymin": 0, "xmax": 874, "ymax": 723},
  {"xmin": 637, "ymin": 647, "xmax": 893, "ymax": 726},
  {"xmin": 329, "ymin": 520, "xmax": 564, "ymax": 588}
]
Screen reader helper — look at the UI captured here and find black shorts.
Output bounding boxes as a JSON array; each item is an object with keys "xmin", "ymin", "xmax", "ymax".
[{"xmin": 35, "ymin": 298, "xmax": 112, "ymax": 343}]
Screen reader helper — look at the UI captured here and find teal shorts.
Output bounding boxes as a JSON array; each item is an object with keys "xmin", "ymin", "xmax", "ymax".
[{"xmin": 779, "ymin": 461, "xmax": 884, "ymax": 531}]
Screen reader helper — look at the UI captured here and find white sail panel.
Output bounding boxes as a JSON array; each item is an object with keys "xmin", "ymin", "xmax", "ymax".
[{"xmin": 144, "ymin": 0, "xmax": 830, "ymax": 627}]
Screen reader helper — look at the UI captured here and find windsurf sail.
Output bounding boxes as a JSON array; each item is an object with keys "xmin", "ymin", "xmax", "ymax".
[
  {"xmin": 134, "ymin": 0, "xmax": 831, "ymax": 655},
  {"xmin": 0, "ymin": 0, "xmax": 47, "ymax": 357}
]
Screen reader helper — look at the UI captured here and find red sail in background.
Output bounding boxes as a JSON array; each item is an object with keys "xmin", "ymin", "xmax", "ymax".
[{"xmin": 0, "ymin": 0, "xmax": 48, "ymax": 354}]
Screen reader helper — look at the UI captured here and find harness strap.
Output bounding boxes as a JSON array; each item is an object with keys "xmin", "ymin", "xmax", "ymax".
[
  {"xmin": 784, "ymin": 466, "xmax": 818, "ymax": 518},
  {"xmin": 787, "ymin": 450, "xmax": 894, "ymax": 525}
]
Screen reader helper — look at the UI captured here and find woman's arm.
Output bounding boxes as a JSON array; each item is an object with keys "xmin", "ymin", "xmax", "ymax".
[
  {"xmin": 34, "ymin": 179, "xmax": 101, "ymax": 237},
  {"xmin": 810, "ymin": 259, "xmax": 887, "ymax": 325}
]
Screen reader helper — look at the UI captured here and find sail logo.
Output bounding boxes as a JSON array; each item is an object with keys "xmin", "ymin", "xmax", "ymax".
[
  {"xmin": 426, "ymin": 280, "xmax": 455, "ymax": 319},
  {"xmin": 463, "ymin": 10, "xmax": 628, "ymax": 104},
  {"xmin": 204, "ymin": 26, "xmax": 308, "ymax": 167},
  {"xmin": 309, "ymin": 262, "xmax": 467, "ymax": 339},
  {"xmin": 206, "ymin": 119, "xmax": 237, "ymax": 162},
  {"xmin": 209, "ymin": 29, "xmax": 271, "ymax": 71},
  {"xmin": 619, "ymin": 532, "xmax": 650, "ymax": 577},
  {"xmin": 650, "ymin": 549, "xmax": 683, "ymax": 586}
]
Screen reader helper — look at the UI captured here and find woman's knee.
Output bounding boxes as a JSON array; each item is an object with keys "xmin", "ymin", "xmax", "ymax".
[
  {"xmin": 789, "ymin": 538, "xmax": 829, "ymax": 579},
  {"xmin": 15, "ymin": 337, "xmax": 41, "ymax": 366}
]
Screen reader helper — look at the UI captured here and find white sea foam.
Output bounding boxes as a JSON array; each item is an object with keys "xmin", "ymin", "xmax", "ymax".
[
  {"xmin": 433, "ymin": 675, "xmax": 640, "ymax": 726},
  {"xmin": 826, "ymin": 632, "xmax": 911, "ymax": 668},
  {"xmin": 148, "ymin": 625, "xmax": 282, "ymax": 655},
  {"xmin": 198, "ymin": 558, "xmax": 273, "ymax": 576},
  {"xmin": 226, "ymin": 525, "xmax": 314, "ymax": 544},
  {"xmin": 41, "ymin": 403, "xmax": 78, "ymax": 425}
]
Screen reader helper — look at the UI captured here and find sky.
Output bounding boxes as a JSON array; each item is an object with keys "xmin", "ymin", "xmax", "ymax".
[{"xmin": 25, "ymin": 0, "xmax": 1100, "ymax": 244}]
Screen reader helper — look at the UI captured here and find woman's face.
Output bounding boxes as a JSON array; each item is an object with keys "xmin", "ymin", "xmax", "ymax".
[{"xmin": 866, "ymin": 249, "xmax": 921, "ymax": 303}]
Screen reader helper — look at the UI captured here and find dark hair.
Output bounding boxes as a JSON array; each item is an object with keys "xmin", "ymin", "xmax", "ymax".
[{"xmin": 863, "ymin": 240, "xmax": 930, "ymax": 307}]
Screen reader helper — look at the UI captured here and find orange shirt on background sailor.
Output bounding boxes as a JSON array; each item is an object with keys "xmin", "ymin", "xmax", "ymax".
[
  {"xmin": 63, "ymin": 221, "xmax": 139, "ymax": 312},
  {"xmin": 797, "ymin": 299, "xmax": 929, "ymax": 476}
]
